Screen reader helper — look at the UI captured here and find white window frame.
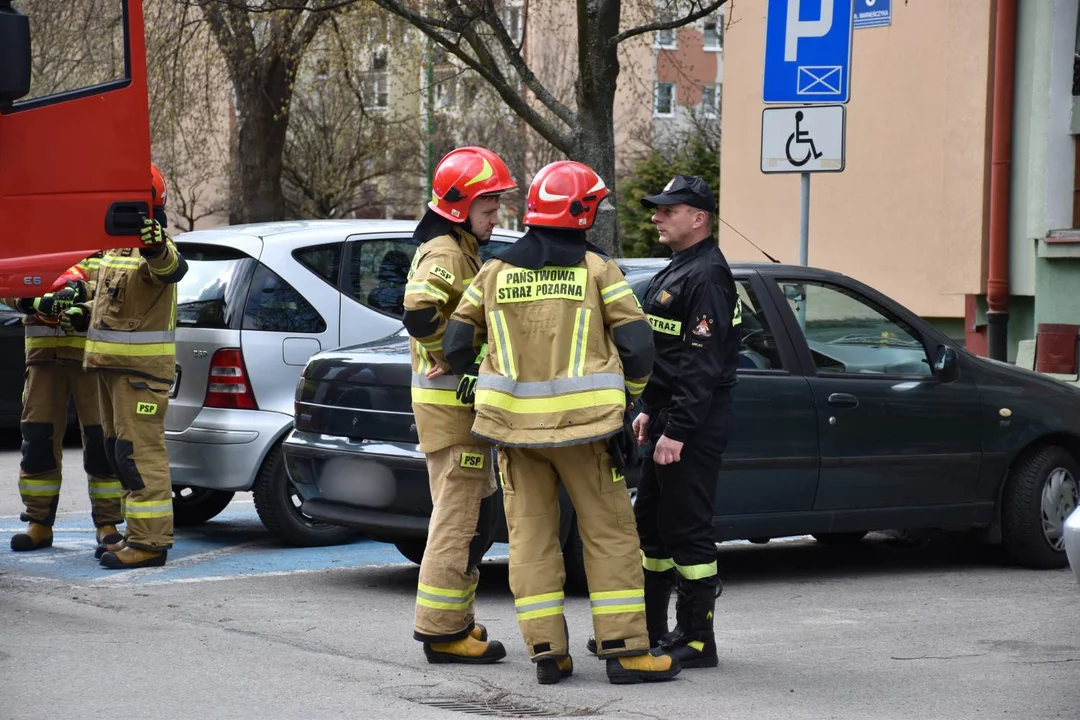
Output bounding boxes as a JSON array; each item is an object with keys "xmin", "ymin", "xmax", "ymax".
[
  {"xmin": 366, "ymin": 73, "xmax": 389, "ymax": 110},
  {"xmin": 703, "ymin": 14, "xmax": 722, "ymax": 51},
  {"xmin": 654, "ymin": 82, "xmax": 675, "ymax": 117},
  {"xmin": 701, "ymin": 83, "xmax": 719, "ymax": 116}
]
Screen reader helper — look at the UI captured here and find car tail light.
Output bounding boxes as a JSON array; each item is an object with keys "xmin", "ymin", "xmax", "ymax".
[{"xmin": 204, "ymin": 348, "xmax": 258, "ymax": 410}]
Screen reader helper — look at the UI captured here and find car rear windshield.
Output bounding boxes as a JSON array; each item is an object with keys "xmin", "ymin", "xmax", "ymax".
[{"xmin": 175, "ymin": 244, "xmax": 255, "ymax": 329}]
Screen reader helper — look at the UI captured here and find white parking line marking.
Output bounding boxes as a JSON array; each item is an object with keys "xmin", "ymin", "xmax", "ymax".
[
  {"xmin": 92, "ymin": 540, "xmax": 268, "ymax": 584},
  {"xmin": 84, "ymin": 562, "xmax": 417, "ymax": 588}
]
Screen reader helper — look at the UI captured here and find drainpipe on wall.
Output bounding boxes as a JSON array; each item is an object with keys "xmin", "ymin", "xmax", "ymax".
[{"xmin": 987, "ymin": 0, "xmax": 1018, "ymax": 362}]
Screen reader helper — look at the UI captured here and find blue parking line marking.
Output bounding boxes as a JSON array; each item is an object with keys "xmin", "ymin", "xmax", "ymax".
[{"xmin": 0, "ymin": 502, "xmax": 509, "ymax": 586}]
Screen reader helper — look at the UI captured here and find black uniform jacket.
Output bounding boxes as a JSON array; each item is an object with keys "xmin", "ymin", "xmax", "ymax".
[{"xmin": 640, "ymin": 236, "xmax": 740, "ymax": 443}]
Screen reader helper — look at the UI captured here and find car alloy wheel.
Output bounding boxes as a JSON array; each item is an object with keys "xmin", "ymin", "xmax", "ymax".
[{"xmin": 1042, "ymin": 467, "xmax": 1079, "ymax": 552}]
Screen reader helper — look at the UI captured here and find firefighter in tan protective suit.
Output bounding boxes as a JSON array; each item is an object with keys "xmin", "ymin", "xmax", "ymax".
[
  {"xmin": 6, "ymin": 256, "xmax": 124, "ymax": 552},
  {"xmin": 402, "ymin": 146, "xmax": 517, "ymax": 664},
  {"xmin": 444, "ymin": 160, "xmax": 681, "ymax": 685},
  {"xmin": 61, "ymin": 164, "xmax": 188, "ymax": 569}
]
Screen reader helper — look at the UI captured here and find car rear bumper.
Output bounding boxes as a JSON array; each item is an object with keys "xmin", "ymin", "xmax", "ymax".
[
  {"xmin": 282, "ymin": 429, "xmax": 433, "ymax": 538},
  {"xmin": 166, "ymin": 408, "xmax": 292, "ymax": 491},
  {"xmin": 1065, "ymin": 507, "xmax": 1080, "ymax": 586}
]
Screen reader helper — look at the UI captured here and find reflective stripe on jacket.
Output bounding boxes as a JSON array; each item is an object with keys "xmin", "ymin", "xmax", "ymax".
[
  {"xmin": 446, "ymin": 250, "xmax": 652, "ymax": 448},
  {"xmin": 84, "ymin": 242, "xmax": 187, "ymax": 383},
  {"xmin": 403, "ymin": 227, "xmax": 483, "ymax": 453},
  {"xmin": 3, "ymin": 254, "xmax": 101, "ymax": 365}
]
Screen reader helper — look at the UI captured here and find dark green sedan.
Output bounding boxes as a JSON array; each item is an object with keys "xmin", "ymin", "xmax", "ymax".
[{"xmin": 284, "ymin": 259, "xmax": 1080, "ymax": 580}]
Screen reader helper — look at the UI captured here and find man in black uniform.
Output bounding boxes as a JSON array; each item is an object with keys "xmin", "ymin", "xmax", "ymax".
[{"xmin": 632, "ymin": 175, "xmax": 740, "ymax": 669}]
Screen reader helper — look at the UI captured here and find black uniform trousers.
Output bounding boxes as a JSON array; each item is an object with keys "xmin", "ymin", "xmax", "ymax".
[{"xmin": 634, "ymin": 403, "xmax": 733, "ymax": 579}]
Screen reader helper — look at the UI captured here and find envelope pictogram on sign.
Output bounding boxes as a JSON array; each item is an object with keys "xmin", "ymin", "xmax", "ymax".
[{"xmin": 797, "ymin": 65, "xmax": 842, "ymax": 95}]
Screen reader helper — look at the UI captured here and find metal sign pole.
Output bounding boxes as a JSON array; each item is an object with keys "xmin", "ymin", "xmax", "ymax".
[
  {"xmin": 799, "ymin": 171, "xmax": 809, "ymax": 329},
  {"xmin": 799, "ymin": 171, "xmax": 810, "ymax": 265}
]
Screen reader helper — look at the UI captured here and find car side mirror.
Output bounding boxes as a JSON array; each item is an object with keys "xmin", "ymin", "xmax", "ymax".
[
  {"xmin": 933, "ymin": 345, "xmax": 959, "ymax": 383},
  {"xmin": 0, "ymin": 3, "xmax": 32, "ymax": 107}
]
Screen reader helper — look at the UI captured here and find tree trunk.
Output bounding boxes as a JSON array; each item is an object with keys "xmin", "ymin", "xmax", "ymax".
[
  {"xmin": 232, "ymin": 65, "xmax": 292, "ymax": 223},
  {"xmin": 572, "ymin": 0, "xmax": 622, "ymax": 257},
  {"xmin": 572, "ymin": 116, "xmax": 619, "ymax": 257}
]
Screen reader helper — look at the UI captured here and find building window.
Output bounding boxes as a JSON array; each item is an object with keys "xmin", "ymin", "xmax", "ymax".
[
  {"xmin": 434, "ymin": 68, "xmax": 457, "ymax": 109},
  {"xmin": 654, "ymin": 82, "xmax": 675, "ymax": 116},
  {"xmin": 655, "ymin": 11, "xmax": 676, "ymax": 49},
  {"xmin": 701, "ymin": 83, "xmax": 720, "ymax": 116},
  {"xmin": 372, "ymin": 47, "xmax": 388, "ymax": 71},
  {"xmin": 365, "ymin": 74, "xmax": 389, "ymax": 109},
  {"xmin": 502, "ymin": 0, "xmax": 523, "ymax": 44},
  {"xmin": 703, "ymin": 16, "xmax": 723, "ymax": 51}
]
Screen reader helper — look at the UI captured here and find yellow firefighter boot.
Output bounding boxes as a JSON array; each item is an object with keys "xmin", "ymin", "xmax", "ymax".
[
  {"xmin": 606, "ymin": 649, "xmax": 681, "ymax": 684},
  {"xmin": 10, "ymin": 522, "xmax": 53, "ymax": 551},
  {"xmin": 536, "ymin": 655, "xmax": 574, "ymax": 685},
  {"xmin": 96, "ymin": 525, "xmax": 123, "ymax": 546},
  {"xmin": 94, "ymin": 538, "xmax": 126, "ymax": 560},
  {"xmin": 470, "ymin": 624, "xmax": 488, "ymax": 641},
  {"xmin": 99, "ymin": 546, "xmax": 168, "ymax": 570},
  {"xmin": 424, "ymin": 635, "xmax": 507, "ymax": 664}
]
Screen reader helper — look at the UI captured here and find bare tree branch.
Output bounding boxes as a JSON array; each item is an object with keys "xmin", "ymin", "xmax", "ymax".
[
  {"xmin": 612, "ymin": 0, "xmax": 727, "ymax": 47},
  {"xmin": 369, "ymin": 0, "xmax": 574, "ymax": 152},
  {"xmin": 470, "ymin": 0, "xmax": 578, "ymax": 128}
]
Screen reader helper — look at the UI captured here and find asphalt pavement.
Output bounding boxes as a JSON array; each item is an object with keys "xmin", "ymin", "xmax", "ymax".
[{"xmin": 0, "ymin": 433, "xmax": 1077, "ymax": 720}]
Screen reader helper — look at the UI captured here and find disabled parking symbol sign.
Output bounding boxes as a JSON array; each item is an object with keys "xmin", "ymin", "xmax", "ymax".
[{"xmin": 760, "ymin": 105, "xmax": 846, "ymax": 174}]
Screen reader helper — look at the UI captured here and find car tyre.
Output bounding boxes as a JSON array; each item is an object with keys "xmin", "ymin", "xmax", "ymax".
[
  {"xmin": 1002, "ymin": 445, "xmax": 1079, "ymax": 569},
  {"xmin": 812, "ymin": 531, "xmax": 868, "ymax": 546},
  {"xmin": 172, "ymin": 486, "xmax": 235, "ymax": 527},
  {"xmin": 253, "ymin": 441, "xmax": 358, "ymax": 547},
  {"xmin": 394, "ymin": 538, "xmax": 429, "ymax": 565}
]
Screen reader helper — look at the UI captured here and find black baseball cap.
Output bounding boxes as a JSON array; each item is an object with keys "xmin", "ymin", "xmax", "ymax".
[{"xmin": 640, "ymin": 174, "xmax": 717, "ymax": 214}]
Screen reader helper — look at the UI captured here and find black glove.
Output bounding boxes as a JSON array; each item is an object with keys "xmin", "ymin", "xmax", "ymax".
[
  {"xmin": 64, "ymin": 280, "xmax": 89, "ymax": 304},
  {"xmin": 59, "ymin": 306, "xmax": 89, "ymax": 335},
  {"xmin": 456, "ymin": 363, "xmax": 479, "ymax": 405},
  {"xmin": 31, "ymin": 285, "xmax": 80, "ymax": 317}
]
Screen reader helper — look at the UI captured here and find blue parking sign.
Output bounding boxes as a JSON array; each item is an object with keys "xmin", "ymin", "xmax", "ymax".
[{"xmin": 763, "ymin": 0, "xmax": 854, "ymax": 104}]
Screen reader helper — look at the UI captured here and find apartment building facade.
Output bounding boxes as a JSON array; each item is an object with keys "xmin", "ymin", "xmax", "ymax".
[{"xmin": 718, "ymin": 0, "xmax": 1080, "ymax": 364}]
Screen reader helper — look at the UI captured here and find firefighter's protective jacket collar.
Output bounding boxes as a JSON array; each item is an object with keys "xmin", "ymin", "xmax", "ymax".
[
  {"xmin": 412, "ymin": 209, "xmax": 459, "ymax": 245},
  {"xmin": 497, "ymin": 227, "xmax": 608, "ymax": 270}
]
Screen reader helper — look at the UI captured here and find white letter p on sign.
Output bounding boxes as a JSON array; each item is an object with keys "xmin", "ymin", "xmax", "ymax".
[{"xmin": 785, "ymin": 0, "xmax": 834, "ymax": 62}]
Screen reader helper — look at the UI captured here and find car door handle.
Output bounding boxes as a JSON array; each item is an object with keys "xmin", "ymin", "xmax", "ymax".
[{"xmin": 827, "ymin": 392, "xmax": 859, "ymax": 409}]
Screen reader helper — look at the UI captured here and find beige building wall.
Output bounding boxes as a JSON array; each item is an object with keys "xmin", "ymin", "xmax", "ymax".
[{"xmin": 719, "ymin": 1, "xmax": 994, "ymax": 319}]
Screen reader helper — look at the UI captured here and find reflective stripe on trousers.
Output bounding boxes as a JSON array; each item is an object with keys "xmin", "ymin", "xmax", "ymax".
[
  {"xmin": 18, "ymin": 478, "xmax": 60, "ymax": 497},
  {"xmin": 88, "ymin": 479, "xmax": 124, "ymax": 499},
  {"xmin": 590, "ymin": 589, "xmax": 646, "ymax": 616},
  {"xmin": 515, "ymin": 591, "xmax": 565, "ymax": 621},
  {"xmin": 416, "ymin": 582, "xmax": 478, "ymax": 611}
]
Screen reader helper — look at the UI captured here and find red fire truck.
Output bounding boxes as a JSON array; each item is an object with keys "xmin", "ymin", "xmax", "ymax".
[{"xmin": 0, "ymin": 0, "xmax": 150, "ymax": 297}]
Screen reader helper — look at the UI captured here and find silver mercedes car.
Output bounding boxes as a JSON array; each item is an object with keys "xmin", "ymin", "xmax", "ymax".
[{"xmin": 166, "ymin": 220, "xmax": 521, "ymax": 546}]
